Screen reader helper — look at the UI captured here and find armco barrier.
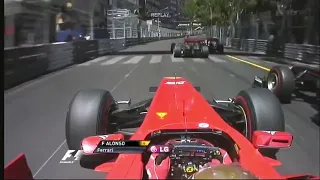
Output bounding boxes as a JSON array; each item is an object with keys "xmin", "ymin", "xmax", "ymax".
[
  {"xmin": 47, "ymin": 42, "xmax": 74, "ymax": 71},
  {"xmin": 73, "ymin": 40, "xmax": 99, "ymax": 63},
  {"xmin": 4, "ymin": 36, "xmax": 181, "ymax": 90},
  {"xmin": 4, "ymin": 45, "xmax": 49, "ymax": 90},
  {"xmin": 230, "ymin": 38, "xmax": 320, "ymax": 64}
]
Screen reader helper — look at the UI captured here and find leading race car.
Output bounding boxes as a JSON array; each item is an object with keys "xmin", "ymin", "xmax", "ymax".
[
  {"xmin": 170, "ymin": 36, "xmax": 209, "ymax": 58},
  {"xmin": 253, "ymin": 65, "xmax": 320, "ymax": 103},
  {"xmin": 4, "ymin": 77, "xmax": 319, "ymax": 179},
  {"xmin": 205, "ymin": 37, "xmax": 224, "ymax": 54}
]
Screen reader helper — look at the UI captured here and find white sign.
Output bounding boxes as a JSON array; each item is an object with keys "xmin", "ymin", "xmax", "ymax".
[
  {"xmin": 165, "ymin": 81, "xmax": 185, "ymax": 85},
  {"xmin": 178, "ymin": 23, "xmax": 190, "ymax": 27},
  {"xmin": 192, "ymin": 23, "xmax": 202, "ymax": 26},
  {"xmin": 60, "ymin": 150, "xmax": 83, "ymax": 164},
  {"xmin": 198, "ymin": 123, "xmax": 209, "ymax": 128},
  {"xmin": 147, "ymin": 20, "xmax": 153, "ymax": 25},
  {"xmin": 150, "ymin": 13, "xmax": 171, "ymax": 18}
]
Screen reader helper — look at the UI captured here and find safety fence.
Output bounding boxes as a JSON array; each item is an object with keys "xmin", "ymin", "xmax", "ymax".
[
  {"xmin": 4, "ymin": 36, "xmax": 182, "ymax": 90},
  {"xmin": 229, "ymin": 38, "xmax": 320, "ymax": 65}
]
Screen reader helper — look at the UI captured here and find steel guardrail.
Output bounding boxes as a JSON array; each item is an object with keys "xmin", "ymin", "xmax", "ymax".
[{"xmin": 4, "ymin": 36, "xmax": 182, "ymax": 90}]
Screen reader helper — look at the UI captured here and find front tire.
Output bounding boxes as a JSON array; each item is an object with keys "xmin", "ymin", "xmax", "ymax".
[
  {"xmin": 217, "ymin": 45, "xmax": 224, "ymax": 53},
  {"xmin": 170, "ymin": 43, "xmax": 176, "ymax": 53},
  {"xmin": 234, "ymin": 88, "xmax": 285, "ymax": 157},
  {"xmin": 66, "ymin": 89, "xmax": 117, "ymax": 150},
  {"xmin": 266, "ymin": 66, "xmax": 295, "ymax": 103},
  {"xmin": 173, "ymin": 44, "xmax": 182, "ymax": 57},
  {"xmin": 201, "ymin": 46, "xmax": 209, "ymax": 58}
]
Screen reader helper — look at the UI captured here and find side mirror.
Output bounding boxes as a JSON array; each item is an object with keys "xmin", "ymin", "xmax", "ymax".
[
  {"xmin": 252, "ymin": 131, "xmax": 293, "ymax": 149},
  {"xmin": 81, "ymin": 133, "xmax": 124, "ymax": 154},
  {"xmin": 80, "ymin": 134, "xmax": 124, "ymax": 170}
]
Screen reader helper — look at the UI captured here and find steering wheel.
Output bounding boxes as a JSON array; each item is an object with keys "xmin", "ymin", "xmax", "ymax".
[{"xmin": 154, "ymin": 144, "xmax": 224, "ymax": 179}]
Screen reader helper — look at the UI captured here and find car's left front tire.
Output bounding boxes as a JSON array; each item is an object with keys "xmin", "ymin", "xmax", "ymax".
[{"xmin": 66, "ymin": 89, "xmax": 117, "ymax": 150}]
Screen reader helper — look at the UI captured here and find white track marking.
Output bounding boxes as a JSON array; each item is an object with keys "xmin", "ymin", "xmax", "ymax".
[
  {"xmin": 123, "ymin": 56, "xmax": 144, "ymax": 64},
  {"xmin": 192, "ymin": 58, "xmax": 205, "ymax": 63},
  {"xmin": 33, "ymin": 140, "xmax": 66, "ymax": 177},
  {"xmin": 209, "ymin": 55, "xmax": 227, "ymax": 63},
  {"xmin": 78, "ymin": 56, "xmax": 109, "ymax": 66},
  {"xmin": 171, "ymin": 55, "xmax": 184, "ymax": 62},
  {"xmin": 101, "ymin": 56, "xmax": 127, "ymax": 65},
  {"xmin": 32, "ymin": 64, "xmax": 139, "ymax": 178},
  {"xmin": 149, "ymin": 55, "xmax": 162, "ymax": 64}
]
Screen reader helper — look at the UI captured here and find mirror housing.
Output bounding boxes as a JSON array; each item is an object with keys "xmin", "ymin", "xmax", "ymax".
[
  {"xmin": 81, "ymin": 133, "xmax": 124, "ymax": 154},
  {"xmin": 80, "ymin": 134, "xmax": 124, "ymax": 170},
  {"xmin": 252, "ymin": 131, "xmax": 293, "ymax": 149}
]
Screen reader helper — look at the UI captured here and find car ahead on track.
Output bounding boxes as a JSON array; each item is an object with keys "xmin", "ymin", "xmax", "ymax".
[
  {"xmin": 205, "ymin": 37, "xmax": 224, "ymax": 54},
  {"xmin": 253, "ymin": 65, "xmax": 320, "ymax": 103},
  {"xmin": 5, "ymin": 77, "xmax": 319, "ymax": 179},
  {"xmin": 170, "ymin": 37, "xmax": 209, "ymax": 58}
]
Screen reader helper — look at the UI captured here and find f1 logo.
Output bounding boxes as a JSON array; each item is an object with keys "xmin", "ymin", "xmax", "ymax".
[{"xmin": 60, "ymin": 150, "xmax": 83, "ymax": 163}]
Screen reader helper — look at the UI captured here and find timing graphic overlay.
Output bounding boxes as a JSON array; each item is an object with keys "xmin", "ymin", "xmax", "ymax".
[{"xmin": 93, "ymin": 140, "xmax": 172, "ymax": 154}]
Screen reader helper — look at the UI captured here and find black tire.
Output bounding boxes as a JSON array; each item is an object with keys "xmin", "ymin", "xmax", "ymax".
[
  {"xmin": 170, "ymin": 43, "xmax": 176, "ymax": 53},
  {"xmin": 173, "ymin": 44, "xmax": 182, "ymax": 57},
  {"xmin": 316, "ymin": 80, "xmax": 320, "ymax": 101},
  {"xmin": 201, "ymin": 46, "xmax": 209, "ymax": 58},
  {"xmin": 66, "ymin": 89, "xmax": 117, "ymax": 150},
  {"xmin": 266, "ymin": 66, "xmax": 295, "ymax": 103},
  {"xmin": 217, "ymin": 45, "xmax": 224, "ymax": 53},
  {"xmin": 234, "ymin": 88, "xmax": 285, "ymax": 157}
]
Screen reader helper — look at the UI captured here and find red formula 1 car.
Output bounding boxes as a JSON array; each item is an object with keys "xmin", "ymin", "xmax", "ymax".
[
  {"xmin": 170, "ymin": 36, "xmax": 209, "ymax": 58},
  {"xmin": 4, "ymin": 77, "xmax": 319, "ymax": 179}
]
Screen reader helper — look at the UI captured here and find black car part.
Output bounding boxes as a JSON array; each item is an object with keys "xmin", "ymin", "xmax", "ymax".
[
  {"xmin": 173, "ymin": 43, "xmax": 209, "ymax": 58},
  {"xmin": 253, "ymin": 65, "xmax": 320, "ymax": 103}
]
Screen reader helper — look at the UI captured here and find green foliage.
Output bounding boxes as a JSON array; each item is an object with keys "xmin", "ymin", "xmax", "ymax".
[{"xmin": 183, "ymin": 0, "xmax": 277, "ymax": 26}]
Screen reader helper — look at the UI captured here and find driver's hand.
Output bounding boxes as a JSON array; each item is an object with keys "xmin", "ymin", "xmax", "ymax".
[{"xmin": 190, "ymin": 163, "xmax": 258, "ymax": 179}]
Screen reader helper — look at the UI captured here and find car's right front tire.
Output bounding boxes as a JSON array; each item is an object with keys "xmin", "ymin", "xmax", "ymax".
[{"xmin": 234, "ymin": 88, "xmax": 285, "ymax": 157}]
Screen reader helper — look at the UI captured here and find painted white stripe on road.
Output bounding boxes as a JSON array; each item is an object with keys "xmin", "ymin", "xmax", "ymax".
[
  {"xmin": 101, "ymin": 56, "xmax": 127, "ymax": 65},
  {"xmin": 171, "ymin": 55, "xmax": 184, "ymax": 62},
  {"xmin": 209, "ymin": 56, "xmax": 227, "ymax": 63},
  {"xmin": 78, "ymin": 56, "xmax": 108, "ymax": 66},
  {"xmin": 123, "ymin": 56, "xmax": 144, "ymax": 64},
  {"xmin": 192, "ymin": 58, "xmax": 205, "ymax": 63},
  {"xmin": 150, "ymin": 55, "xmax": 162, "ymax": 63}
]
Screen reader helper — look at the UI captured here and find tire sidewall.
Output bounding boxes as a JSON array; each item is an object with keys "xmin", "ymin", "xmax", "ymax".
[
  {"xmin": 234, "ymin": 89, "xmax": 285, "ymax": 142},
  {"xmin": 66, "ymin": 90, "xmax": 115, "ymax": 150},
  {"xmin": 234, "ymin": 96, "xmax": 256, "ymax": 140}
]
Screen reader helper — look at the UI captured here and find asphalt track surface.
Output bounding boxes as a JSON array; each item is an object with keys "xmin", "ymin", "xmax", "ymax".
[{"xmin": 4, "ymin": 38, "xmax": 319, "ymax": 179}]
